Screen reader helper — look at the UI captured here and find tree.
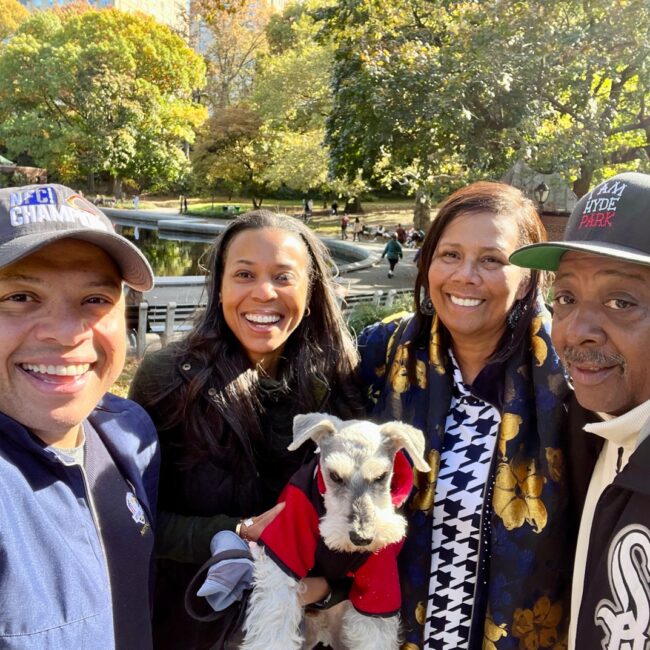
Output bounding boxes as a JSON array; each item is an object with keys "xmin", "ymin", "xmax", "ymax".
[
  {"xmin": 323, "ymin": 0, "xmax": 650, "ymax": 197},
  {"xmin": 191, "ymin": 0, "xmax": 372, "ymax": 206},
  {"xmin": 251, "ymin": 0, "xmax": 371, "ymax": 204},
  {"xmin": 511, "ymin": 0, "xmax": 650, "ymax": 195},
  {"xmin": 0, "ymin": 0, "xmax": 29, "ymax": 41},
  {"xmin": 191, "ymin": 0, "xmax": 273, "ymax": 108},
  {"xmin": 192, "ymin": 106, "xmax": 273, "ymax": 207},
  {"xmin": 251, "ymin": 2, "xmax": 333, "ymax": 194},
  {"xmin": 0, "ymin": 8, "xmax": 206, "ymax": 191}
]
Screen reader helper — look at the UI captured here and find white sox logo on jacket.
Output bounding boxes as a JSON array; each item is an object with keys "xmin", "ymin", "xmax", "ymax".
[{"xmin": 595, "ymin": 524, "xmax": 650, "ymax": 650}]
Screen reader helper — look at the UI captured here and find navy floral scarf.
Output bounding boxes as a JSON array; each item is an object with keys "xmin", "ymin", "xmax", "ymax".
[{"xmin": 357, "ymin": 297, "xmax": 576, "ymax": 650}]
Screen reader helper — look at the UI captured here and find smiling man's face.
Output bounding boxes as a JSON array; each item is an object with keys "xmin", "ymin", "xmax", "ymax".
[
  {"xmin": 551, "ymin": 251, "xmax": 650, "ymax": 416},
  {"xmin": 0, "ymin": 239, "xmax": 126, "ymax": 446}
]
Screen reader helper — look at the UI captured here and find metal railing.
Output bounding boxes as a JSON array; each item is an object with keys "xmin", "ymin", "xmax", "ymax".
[{"xmin": 127, "ymin": 288, "xmax": 415, "ymax": 357}]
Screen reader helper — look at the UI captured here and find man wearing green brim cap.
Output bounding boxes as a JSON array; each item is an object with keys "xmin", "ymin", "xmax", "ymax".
[{"xmin": 510, "ymin": 171, "xmax": 650, "ymax": 650}]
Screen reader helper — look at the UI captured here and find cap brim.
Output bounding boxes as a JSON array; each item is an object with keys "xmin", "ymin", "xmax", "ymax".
[
  {"xmin": 510, "ymin": 241, "xmax": 650, "ymax": 271},
  {"xmin": 0, "ymin": 230, "xmax": 154, "ymax": 291}
]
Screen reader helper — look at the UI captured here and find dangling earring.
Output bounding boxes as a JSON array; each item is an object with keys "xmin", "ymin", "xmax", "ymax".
[
  {"xmin": 420, "ymin": 296, "xmax": 435, "ymax": 316},
  {"xmin": 507, "ymin": 299, "xmax": 526, "ymax": 329}
]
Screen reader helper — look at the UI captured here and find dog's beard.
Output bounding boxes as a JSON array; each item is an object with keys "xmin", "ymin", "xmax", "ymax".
[{"xmin": 320, "ymin": 493, "xmax": 407, "ymax": 553}]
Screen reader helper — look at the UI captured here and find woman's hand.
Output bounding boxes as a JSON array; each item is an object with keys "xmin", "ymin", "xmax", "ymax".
[
  {"xmin": 298, "ymin": 577, "xmax": 331, "ymax": 606},
  {"xmin": 238, "ymin": 502, "xmax": 285, "ymax": 542}
]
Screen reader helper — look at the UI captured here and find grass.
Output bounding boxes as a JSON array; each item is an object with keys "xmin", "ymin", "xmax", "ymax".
[
  {"xmin": 345, "ymin": 297, "xmax": 415, "ymax": 335},
  {"xmin": 117, "ymin": 193, "xmax": 417, "ymax": 218},
  {"xmin": 112, "ymin": 357, "xmax": 140, "ymax": 399},
  {"xmin": 307, "ymin": 210, "xmax": 415, "ymax": 236}
]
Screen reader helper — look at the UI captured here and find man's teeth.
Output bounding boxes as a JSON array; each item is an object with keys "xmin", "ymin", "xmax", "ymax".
[
  {"xmin": 21, "ymin": 363, "xmax": 90, "ymax": 376},
  {"xmin": 245, "ymin": 313, "xmax": 280, "ymax": 324},
  {"xmin": 450, "ymin": 296, "xmax": 482, "ymax": 307}
]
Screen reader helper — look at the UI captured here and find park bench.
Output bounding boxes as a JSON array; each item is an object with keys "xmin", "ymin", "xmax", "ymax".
[{"xmin": 126, "ymin": 302, "xmax": 206, "ymax": 357}]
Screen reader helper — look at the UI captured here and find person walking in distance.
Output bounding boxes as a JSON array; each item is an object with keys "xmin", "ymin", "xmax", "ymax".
[
  {"xmin": 340, "ymin": 213, "xmax": 350, "ymax": 240},
  {"xmin": 352, "ymin": 217, "xmax": 363, "ymax": 242},
  {"xmin": 381, "ymin": 233, "xmax": 403, "ymax": 278}
]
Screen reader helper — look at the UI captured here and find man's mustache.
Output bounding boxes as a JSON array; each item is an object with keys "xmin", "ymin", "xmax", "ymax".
[{"xmin": 562, "ymin": 347, "xmax": 626, "ymax": 369}]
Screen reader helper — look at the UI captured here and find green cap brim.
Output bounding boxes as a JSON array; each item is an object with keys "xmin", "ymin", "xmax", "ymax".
[
  {"xmin": 510, "ymin": 241, "xmax": 650, "ymax": 271},
  {"xmin": 509, "ymin": 243, "xmax": 569, "ymax": 271}
]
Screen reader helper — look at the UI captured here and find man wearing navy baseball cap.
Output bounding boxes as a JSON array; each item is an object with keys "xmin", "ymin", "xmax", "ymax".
[
  {"xmin": 511, "ymin": 172, "xmax": 650, "ymax": 650},
  {"xmin": 0, "ymin": 184, "xmax": 159, "ymax": 648}
]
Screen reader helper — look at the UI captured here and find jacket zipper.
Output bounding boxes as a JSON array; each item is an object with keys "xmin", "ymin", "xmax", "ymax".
[
  {"xmin": 77, "ymin": 463, "xmax": 113, "ymax": 602},
  {"xmin": 56, "ymin": 454, "xmax": 113, "ymax": 606},
  {"xmin": 51, "ymin": 442, "xmax": 114, "ymax": 605}
]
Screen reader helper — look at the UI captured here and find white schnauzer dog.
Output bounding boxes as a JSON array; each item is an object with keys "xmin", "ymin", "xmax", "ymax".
[{"xmin": 241, "ymin": 413, "xmax": 430, "ymax": 650}]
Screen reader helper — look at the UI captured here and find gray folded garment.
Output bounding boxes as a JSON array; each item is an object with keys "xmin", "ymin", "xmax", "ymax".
[{"xmin": 197, "ymin": 530, "xmax": 254, "ymax": 612}]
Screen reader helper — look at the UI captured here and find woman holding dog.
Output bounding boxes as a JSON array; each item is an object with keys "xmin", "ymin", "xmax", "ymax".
[
  {"xmin": 358, "ymin": 182, "xmax": 579, "ymax": 649},
  {"xmin": 129, "ymin": 210, "xmax": 363, "ymax": 649}
]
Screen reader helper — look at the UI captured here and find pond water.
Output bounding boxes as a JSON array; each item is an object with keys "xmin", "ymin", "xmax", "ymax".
[
  {"xmin": 113, "ymin": 223, "xmax": 215, "ymax": 276},
  {"xmin": 112, "ymin": 220, "xmax": 347, "ymax": 277}
]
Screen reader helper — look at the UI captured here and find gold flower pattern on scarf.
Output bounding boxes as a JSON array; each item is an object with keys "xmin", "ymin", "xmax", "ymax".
[
  {"xmin": 385, "ymin": 345, "xmax": 427, "ymax": 393},
  {"xmin": 484, "ymin": 612, "xmax": 508, "ymax": 650},
  {"xmin": 387, "ymin": 343, "xmax": 410, "ymax": 393},
  {"xmin": 545, "ymin": 447, "xmax": 564, "ymax": 482},
  {"xmin": 530, "ymin": 315, "xmax": 548, "ymax": 367},
  {"xmin": 429, "ymin": 314, "xmax": 446, "ymax": 376},
  {"xmin": 415, "ymin": 600, "xmax": 427, "ymax": 626},
  {"xmin": 493, "ymin": 457, "xmax": 548, "ymax": 532},
  {"xmin": 411, "ymin": 449, "xmax": 441, "ymax": 513},
  {"xmin": 512, "ymin": 596, "xmax": 565, "ymax": 650},
  {"xmin": 497, "ymin": 412, "xmax": 522, "ymax": 458}
]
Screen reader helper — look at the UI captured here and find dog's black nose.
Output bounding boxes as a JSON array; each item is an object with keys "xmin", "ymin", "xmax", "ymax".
[{"xmin": 349, "ymin": 531, "xmax": 373, "ymax": 546}]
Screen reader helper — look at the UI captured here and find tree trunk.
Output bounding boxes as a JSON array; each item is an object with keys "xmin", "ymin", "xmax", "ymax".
[
  {"xmin": 252, "ymin": 197, "xmax": 263, "ymax": 209},
  {"xmin": 413, "ymin": 190, "xmax": 432, "ymax": 231},
  {"xmin": 572, "ymin": 165, "xmax": 593, "ymax": 198},
  {"xmin": 345, "ymin": 196, "xmax": 363, "ymax": 214},
  {"xmin": 87, "ymin": 172, "xmax": 96, "ymax": 194},
  {"xmin": 111, "ymin": 177, "xmax": 123, "ymax": 201}
]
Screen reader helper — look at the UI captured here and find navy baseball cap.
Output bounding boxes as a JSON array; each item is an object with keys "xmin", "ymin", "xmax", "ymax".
[
  {"xmin": 510, "ymin": 172, "xmax": 650, "ymax": 270},
  {"xmin": 0, "ymin": 183, "xmax": 154, "ymax": 290}
]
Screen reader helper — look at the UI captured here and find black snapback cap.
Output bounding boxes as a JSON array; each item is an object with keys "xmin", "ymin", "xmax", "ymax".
[{"xmin": 510, "ymin": 171, "xmax": 650, "ymax": 270}]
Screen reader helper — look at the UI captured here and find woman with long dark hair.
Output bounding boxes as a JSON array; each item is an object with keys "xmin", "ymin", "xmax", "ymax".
[
  {"xmin": 358, "ymin": 182, "xmax": 582, "ymax": 649},
  {"xmin": 130, "ymin": 210, "xmax": 363, "ymax": 648}
]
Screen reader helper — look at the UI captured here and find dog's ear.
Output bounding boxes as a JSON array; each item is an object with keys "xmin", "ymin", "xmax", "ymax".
[
  {"xmin": 379, "ymin": 421, "xmax": 431, "ymax": 472},
  {"xmin": 288, "ymin": 413, "xmax": 343, "ymax": 450}
]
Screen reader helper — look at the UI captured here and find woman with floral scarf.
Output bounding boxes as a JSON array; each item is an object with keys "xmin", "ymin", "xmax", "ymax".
[{"xmin": 357, "ymin": 182, "xmax": 583, "ymax": 650}]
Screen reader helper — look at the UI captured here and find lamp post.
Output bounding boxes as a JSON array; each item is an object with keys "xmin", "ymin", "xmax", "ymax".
[{"xmin": 534, "ymin": 181, "xmax": 550, "ymax": 213}]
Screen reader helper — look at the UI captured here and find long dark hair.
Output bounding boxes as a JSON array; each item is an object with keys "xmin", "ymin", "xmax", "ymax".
[
  {"xmin": 141, "ymin": 210, "xmax": 363, "ymax": 464},
  {"xmin": 408, "ymin": 181, "xmax": 547, "ymax": 379}
]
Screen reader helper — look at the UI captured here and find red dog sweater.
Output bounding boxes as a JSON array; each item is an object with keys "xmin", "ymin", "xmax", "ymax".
[{"xmin": 259, "ymin": 451, "xmax": 413, "ymax": 616}]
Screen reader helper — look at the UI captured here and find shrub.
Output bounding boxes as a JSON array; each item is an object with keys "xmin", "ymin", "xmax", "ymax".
[{"xmin": 345, "ymin": 295, "xmax": 414, "ymax": 337}]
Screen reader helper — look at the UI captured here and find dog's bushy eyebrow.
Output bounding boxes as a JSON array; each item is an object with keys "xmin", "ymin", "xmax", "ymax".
[
  {"xmin": 361, "ymin": 457, "xmax": 392, "ymax": 481},
  {"xmin": 323, "ymin": 452, "xmax": 354, "ymax": 478}
]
